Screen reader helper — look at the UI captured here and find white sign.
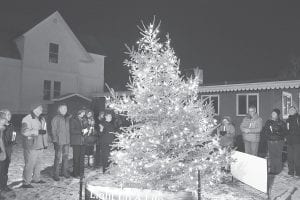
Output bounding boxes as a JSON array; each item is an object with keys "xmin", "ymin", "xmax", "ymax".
[
  {"xmin": 86, "ymin": 185, "xmax": 193, "ymax": 200},
  {"xmin": 230, "ymin": 151, "xmax": 268, "ymax": 193}
]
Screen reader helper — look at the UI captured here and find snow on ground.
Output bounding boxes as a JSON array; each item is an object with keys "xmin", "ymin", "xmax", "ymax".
[{"xmin": 1, "ymin": 140, "xmax": 300, "ymax": 200}]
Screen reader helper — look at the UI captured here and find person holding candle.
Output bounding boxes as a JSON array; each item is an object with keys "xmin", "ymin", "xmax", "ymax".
[
  {"xmin": 286, "ymin": 106, "xmax": 300, "ymax": 177},
  {"xmin": 240, "ymin": 105, "xmax": 263, "ymax": 156},
  {"xmin": 70, "ymin": 108, "xmax": 86, "ymax": 178},
  {"xmin": 262, "ymin": 108, "xmax": 286, "ymax": 175},
  {"xmin": 84, "ymin": 109, "xmax": 97, "ymax": 167},
  {"xmin": 21, "ymin": 103, "xmax": 48, "ymax": 188},
  {"xmin": 217, "ymin": 116, "xmax": 235, "ymax": 148}
]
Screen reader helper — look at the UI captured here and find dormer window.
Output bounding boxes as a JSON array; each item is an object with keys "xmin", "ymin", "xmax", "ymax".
[{"xmin": 49, "ymin": 43, "xmax": 59, "ymax": 63}]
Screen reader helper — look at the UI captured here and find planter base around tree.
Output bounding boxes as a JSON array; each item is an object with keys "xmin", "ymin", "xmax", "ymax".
[{"xmin": 85, "ymin": 183, "xmax": 195, "ymax": 200}]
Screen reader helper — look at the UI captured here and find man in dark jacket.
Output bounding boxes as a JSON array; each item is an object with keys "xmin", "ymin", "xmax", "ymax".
[
  {"xmin": 286, "ymin": 106, "xmax": 300, "ymax": 177},
  {"xmin": 99, "ymin": 112, "xmax": 117, "ymax": 174},
  {"xmin": 51, "ymin": 104, "xmax": 71, "ymax": 181},
  {"xmin": 95, "ymin": 111, "xmax": 105, "ymax": 168},
  {"xmin": 70, "ymin": 109, "xmax": 86, "ymax": 178},
  {"xmin": 0, "ymin": 109, "xmax": 16, "ymax": 192}
]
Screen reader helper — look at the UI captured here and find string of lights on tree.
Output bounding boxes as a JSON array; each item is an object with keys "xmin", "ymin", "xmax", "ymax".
[{"xmin": 106, "ymin": 20, "xmax": 232, "ymax": 192}]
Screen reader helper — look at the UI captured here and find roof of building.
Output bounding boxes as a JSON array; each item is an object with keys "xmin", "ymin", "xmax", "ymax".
[
  {"xmin": 52, "ymin": 93, "xmax": 92, "ymax": 102},
  {"xmin": 199, "ymin": 79, "xmax": 300, "ymax": 93},
  {"xmin": 0, "ymin": 11, "xmax": 106, "ymax": 59},
  {"xmin": 93, "ymin": 90, "xmax": 133, "ymax": 98}
]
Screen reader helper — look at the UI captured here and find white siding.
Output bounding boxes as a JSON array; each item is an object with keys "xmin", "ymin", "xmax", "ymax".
[{"xmin": 0, "ymin": 57, "xmax": 22, "ymax": 113}]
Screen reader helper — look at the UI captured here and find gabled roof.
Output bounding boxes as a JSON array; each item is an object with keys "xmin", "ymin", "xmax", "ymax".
[
  {"xmin": 199, "ymin": 79, "xmax": 300, "ymax": 93},
  {"xmin": 21, "ymin": 11, "xmax": 93, "ymax": 62},
  {"xmin": 0, "ymin": 11, "xmax": 107, "ymax": 60},
  {"xmin": 52, "ymin": 93, "xmax": 92, "ymax": 102}
]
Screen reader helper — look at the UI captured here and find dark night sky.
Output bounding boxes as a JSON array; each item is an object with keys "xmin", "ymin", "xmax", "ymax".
[{"xmin": 1, "ymin": 0, "xmax": 300, "ymax": 89}]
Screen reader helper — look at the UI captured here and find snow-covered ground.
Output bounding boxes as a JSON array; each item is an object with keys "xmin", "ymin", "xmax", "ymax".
[{"xmin": 1, "ymin": 140, "xmax": 300, "ymax": 200}]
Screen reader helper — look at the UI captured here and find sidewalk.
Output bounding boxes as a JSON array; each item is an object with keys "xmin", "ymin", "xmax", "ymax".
[{"xmin": 3, "ymin": 141, "xmax": 300, "ymax": 200}]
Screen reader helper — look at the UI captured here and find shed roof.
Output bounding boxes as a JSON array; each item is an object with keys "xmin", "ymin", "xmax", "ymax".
[
  {"xmin": 199, "ymin": 79, "xmax": 300, "ymax": 93},
  {"xmin": 52, "ymin": 93, "xmax": 92, "ymax": 102}
]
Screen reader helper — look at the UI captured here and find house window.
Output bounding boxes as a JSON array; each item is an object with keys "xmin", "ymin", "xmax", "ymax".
[
  {"xmin": 49, "ymin": 43, "xmax": 59, "ymax": 63},
  {"xmin": 282, "ymin": 92, "xmax": 292, "ymax": 119},
  {"xmin": 43, "ymin": 80, "xmax": 51, "ymax": 100},
  {"xmin": 236, "ymin": 93, "xmax": 259, "ymax": 116},
  {"xmin": 201, "ymin": 95, "xmax": 219, "ymax": 115},
  {"xmin": 53, "ymin": 81, "xmax": 61, "ymax": 98}
]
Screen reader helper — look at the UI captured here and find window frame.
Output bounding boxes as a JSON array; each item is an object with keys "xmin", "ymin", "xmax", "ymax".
[
  {"xmin": 236, "ymin": 93, "xmax": 259, "ymax": 116},
  {"xmin": 53, "ymin": 81, "xmax": 61, "ymax": 98},
  {"xmin": 49, "ymin": 43, "xmax": 59, "ymax": 64},
  {"xmin": 282, "ymin": 91, "xmax": 292, "ymax": 119},
  {"xmin": 201, "ymin": 94, "xmax": 220, "ymax": 115},
  {"xmin": 43, "ymin": 80, "xmax": 51, "ymax": 100}
]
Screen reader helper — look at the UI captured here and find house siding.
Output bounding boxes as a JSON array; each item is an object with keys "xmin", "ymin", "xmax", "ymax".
[
  {"xmin": 0, "ymin": 57, "xmax": 22, "ymax": 113},
  {"xmin": 201, "ymin": 88, "xmax": 300, "ymax": 130}
]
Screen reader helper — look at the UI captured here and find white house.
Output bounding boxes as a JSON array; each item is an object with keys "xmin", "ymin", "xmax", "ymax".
[{"xmin": 0, "ymin": 11, "xmax": 105, "ymax": 114}]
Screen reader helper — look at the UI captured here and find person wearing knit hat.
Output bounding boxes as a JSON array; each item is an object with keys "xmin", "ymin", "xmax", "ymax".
[
  {"xmin": 30, "ymin": 103, "xmax": 43, "ymax": 112},
  {"xmin": 21, "ymin": 103, "xmax": 48, "ymax": 188},
  {"xmin": 262, "ymin": 108, "xmax": 286, "ymax": 174},
  {"xmin": 217, "ymin": 116, "xmax": 235, "ymax": 148},
  {"xmin": 272, "ymin": 108, "xmax": 281, "ymax": 117}
]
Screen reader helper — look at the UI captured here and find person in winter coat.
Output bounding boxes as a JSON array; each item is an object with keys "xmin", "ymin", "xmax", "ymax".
[
  {"xmin": 84, "ymin": 110, "xmax": 97, "ymax": 167},
  {"xmin": 0, "ymin": 109, "xmax": 16, "ymax": 192},
  {"xmin": 262, "ymin": 108, "xmax": 286, "ymax": 174},
  {"xmin": 99, "ymin": 112, "xmax": 117, "ymax": 174},
  {"xmin": 0, "ymin": 115, "xmax": 8, "ymax": 196},
  {"xmin": 51, "ymin": 104, "xmax": 72, "ymax": 181},
  {"xmin": 94, "ymin": 111, "xmax": 105, "ymax": 168},
  {"xmin": 240, "ymin": 105, "xmax": 263, "ymax": 156},
  {"xmin": 21, "ymin": 104, "xmax": 48, "ymax": 188},
  {"xmin": 286, "ymin": 106, "xmax": 300, "ymax": 177},
  {"xmin": 217, "ymin": 116, "xmax": 235, "ymax": 148},
  {"xmin": 70, "ymin": 109, "xmax": 86, "ymax": 178}
]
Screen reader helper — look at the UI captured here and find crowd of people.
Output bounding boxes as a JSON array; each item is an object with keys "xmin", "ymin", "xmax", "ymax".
[
  {"xmin": 215, "ymin": 105, "xmax": 300, "ymax": 177},
  {"xmin": 0, "ymin": 103, "xmax": 121, "ymax": 195},
  {"xmin": 0, "ymin": 102, "xmax": 300, "ymax": 196}
]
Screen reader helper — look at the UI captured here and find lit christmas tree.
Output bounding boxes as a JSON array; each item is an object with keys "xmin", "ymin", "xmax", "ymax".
[{"xmin": 107, "ymin": 21, "xmax": 231, "ymax": 192}]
